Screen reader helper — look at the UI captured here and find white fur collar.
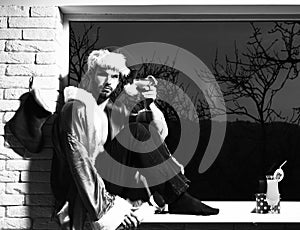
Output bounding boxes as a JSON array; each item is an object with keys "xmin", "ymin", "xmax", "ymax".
[
  {"xmin": 64, "ymin": 86, "xmax": 96, "ymax": 106},
  {"xmin": 64, "ymin": 86, "xmax": 108, "ymax": 110}
]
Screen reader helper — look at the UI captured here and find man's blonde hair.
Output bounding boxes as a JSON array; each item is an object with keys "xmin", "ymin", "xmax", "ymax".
[
  {"xmin": 87, "ymin": 49, "xmax": 130, "ymax": 76},
  {"xmin": 79, "ymin": 49, "xmax": 130, "ymax": 99}
]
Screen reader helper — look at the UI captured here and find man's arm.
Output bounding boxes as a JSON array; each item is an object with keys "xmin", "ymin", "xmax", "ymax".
[{"xmin": 149, "ymin": 102, "xmax": 168, "ymax": 140}]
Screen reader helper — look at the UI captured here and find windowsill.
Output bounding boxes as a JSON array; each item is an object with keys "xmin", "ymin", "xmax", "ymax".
[{"xmin": 143, "ymin": 201, "xmax": 300, "ymax": 223}]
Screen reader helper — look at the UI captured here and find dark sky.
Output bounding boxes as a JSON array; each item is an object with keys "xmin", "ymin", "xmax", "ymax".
[
  {"xmin": 72, "ymin": 21, "xmax": 252, "ymax": 68},
  {"xmin": 71, "ymin": 21, "xmax": 300, "ymax": 121}
]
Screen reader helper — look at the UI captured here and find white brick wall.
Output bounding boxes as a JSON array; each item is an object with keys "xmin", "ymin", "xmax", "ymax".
[
  {"xmin": 36, "ymin": 52, "xmax": 56, "ymax": 64},
  {"xmin": 0, "ymin": 52, "xmax": 35, "ymax": 64},
  {"xmin": 9, "ymin": 17, "xmax": 57, "ymax": 29},
  {"xmin": 23, "ymin": 29, "xmax": 56, "ymax": 40},
  {"xmin": 0, "ymin": 6, "xmax": 29, "ymax": 17},
  {"xmin": 0, "ymin": 29, "xmax": 22, "ymax": 39},
  {"xmin": 2, "ymin": 218, "xmax": 32, "ymax": 230},
  {"xmin": 0, "ymin": 4, "xmax": 63, "ymax": 229},
  {"xmin": 5, "ymin": 40, "xmax": 56, "ymax": 52},
  {"xmin": 30, "ymin": 7, "xmax": 57, "ymax": 17},
  {"xmin": 0, "ymin": 17, "xmax": 7, "ymax": 28}
]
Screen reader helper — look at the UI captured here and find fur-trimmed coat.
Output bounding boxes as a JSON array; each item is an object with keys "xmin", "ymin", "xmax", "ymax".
[{"xmin": 50, "ymin": 86, "xmax": 168, "ymax": 227}]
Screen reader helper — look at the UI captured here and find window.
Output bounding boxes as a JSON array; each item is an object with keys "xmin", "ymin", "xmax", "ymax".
[{"xmin": 61, "ymin": 5, "xmax": 300, "ymax": 201}]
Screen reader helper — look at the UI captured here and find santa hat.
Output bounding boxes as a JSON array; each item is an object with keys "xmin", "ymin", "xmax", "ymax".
[{"xmin": 87, "ymin": 49, "xmax": 130, "ymax": 76}]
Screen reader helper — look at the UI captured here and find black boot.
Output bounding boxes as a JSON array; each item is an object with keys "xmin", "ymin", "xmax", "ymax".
[
  {"xmin": 7, "ymin": 91, "xmax": 52, "ymax": 153},
  {"xmin": 168, "ymin": 192, "xmax": 219, "ymax": 216}
]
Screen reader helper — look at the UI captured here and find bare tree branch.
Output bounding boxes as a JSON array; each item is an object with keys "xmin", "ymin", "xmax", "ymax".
[{"xmin": 69, "ymin": 24, "xmax": 101, "ymax": 85}]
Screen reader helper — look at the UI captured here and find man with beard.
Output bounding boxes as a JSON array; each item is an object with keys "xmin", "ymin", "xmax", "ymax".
[{"xmin": 51, "ymin": 49, "xmax": 219, "ymax": 230}]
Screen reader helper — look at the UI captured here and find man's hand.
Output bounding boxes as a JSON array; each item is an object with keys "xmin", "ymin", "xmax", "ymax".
[
  {"xmin": 120, "ymin": 202, "xmax": 156, "ymax": 229},
  {"xmin": 120, "ymin": 208, "xmax": 141, "ymax": 229},
  {"xmin": 123, "ymin": 75, "xmax": 157, "ymax": 101}
]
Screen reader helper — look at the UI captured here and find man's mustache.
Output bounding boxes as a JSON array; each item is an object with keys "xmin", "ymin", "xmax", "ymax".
[{"xmin": 102, "ymin": 85, "xmax": 113, "ymax": 91}]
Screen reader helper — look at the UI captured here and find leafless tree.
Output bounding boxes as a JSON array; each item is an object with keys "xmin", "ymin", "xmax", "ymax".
[
  {"xmin": 214, "ymin": 22, "xmax": 300, "ymax": 124},
  {"xmin": 213, "ymin": 22, "xmax": 300, "ymax": 173},
  {"xmin": 69, "ymin": 24, "xmax": 101, "ymax": 85}
]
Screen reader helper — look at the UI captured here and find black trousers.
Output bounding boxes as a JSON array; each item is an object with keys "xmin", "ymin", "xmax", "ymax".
[{"xmin": 97, "ymin": 122, "xmax": 189, "ymax": 204}]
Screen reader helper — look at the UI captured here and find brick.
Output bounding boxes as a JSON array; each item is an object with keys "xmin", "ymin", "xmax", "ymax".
[
  {"xmin": 3, "ymin": 112, "xmax": 15, "ymax": 123},
  {"xmin": 6, "ymin": 159, "xmax": 30, "ymax": 171},
  {"xmin": 4, "ymin": 88, "xmax": 28, "ymax": 99},
  {"xmin": 0, "ymin": 52, "xmax": 35, "ymax": 64},
  {"xmin": 0, "ymin": 29, "xmax": 22, "ymax": 40},
  {"xmin": 7, "ymin": 206, "xmax": 52, "ymax": 218},
  {"xmin": 0, "ymin": 17, "xmax": 7, "ymax": 28},
  {"xmin": 0, "ymin": 183, "xmax": 5, "ymax": 195},
  {"xmin": 9, "ymin": 17, "xmax": 56, "ymax": 28},
  {"xmin": 30, "ymin": 206, "xmax": 53, "ymax": 218},
  {"xmin": 0, "ymin": 194, "xmax": 24, "ymax": 205},
  {"xmin": 0, "ymin": 170, "xmax": 20, "ymax": 182},
  {"xmin": 6, "ymin": 159, "xmax": 51, "ymax": 171},
  {"xmin": 0, "ymin": 123, "xmax": 5, "ymax": 134},
  {"xmin": 5, "ymin": 64, "xmax": 35, "ymax": 76},
  {"xmin": 0, "ymin": 88, "xmax": 3, "ymax": 99},
  {"xmin": 0, "ymin": 76, "xmax": 60, "ymax": 90},
  {"xmin": 2, "ymin": 217, "xmax": 31, "ymax": 229},
  {"xmin": 0, "ymin": 6, "xmax": 29, "ymax": 17},
  {"xmin": 5, "ymin": 40, "xmax": 55, "ymax": 52},
  {"xmin": 21, "ymin": 171, "xmax": 50, "ymax": 183},
  {"xmin": 33, "ymin": 218, "xmax": 59, "ymax": 229},
  {"xmin": 30, "ymin": 6, "xmax": 58, "ymax": 17},
  {"xmin": 0, "ymin": 147, "xmax": 24, "ymax": 159},
  {"xmin": 0, "ymin": 135, "xmax": 4, "ymax": 147},
  {"xmin": 6, "ymin": 64, "xmax": 58, "ymax": 76},
  {"xmin": 0, "ymin": 160, "xmax": 5, "ymax": 170},
  {"xmin": 23, "ymin": 29, "xmax": 56, "ymax": 41},
  {"xmin": 0, "ymin": 125, "xmax": 11, "ymax": 136},
  {"xmin": 0, "ymin": 206, "xmax": 5, "ymax": 217},
  {"xmin": 25, "ymin": 194, "xmax": 54, "ymax": 206},
  {"xmin": 36, "ymin": 52, "xmax": 56, "ymax": 64},
  {"xmin": 0, "ymin": 181, "xmax": 4, "ymax": 192},
  {"xmin": 24, "ymin": 148, "xmax": 53, "ymax": 160},
  {"xmin": 0, "ymin": 100, "xmax": 20, "ymax": 111},
  {"xmin": 0, "ymin": 76, "xmax": 31, "ymax": 89},
  {"xmin": 0, "ymin": 111, "xmax": 4, "ymax": 122},
  {"xmin": 0, "ymin": 124, "xmax": 3, "ymax": 135},
  {"xmin": 31, "ymin": 160, "xmax": 52, "ymax": 171},
  {"xmin": 6, "ymin": 182, "xmax": 52, "ymax": 195},
  {"xmin": 0, "ymin": 64, "xmax": 6, "ymax": 74},
  {"xmin": 6, "ymin": 206, "xmax": 29, "ymax": 217},
  {"xmin": 0, "ymin": 41, "xmax": 5, "ymax": 52}
]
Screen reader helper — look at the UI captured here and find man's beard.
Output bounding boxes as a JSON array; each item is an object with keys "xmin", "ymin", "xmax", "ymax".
[
  {"xmin": 97, "ymin": 91, "xmax": 111, "ymax": 104},
  {"xmin": 97, "ymin": 85, "xmax": 116, "ymax": 104}
]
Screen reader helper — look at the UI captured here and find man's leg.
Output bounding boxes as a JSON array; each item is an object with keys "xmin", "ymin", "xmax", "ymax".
[
  {"xmin": 98, "ymin": 122, "xmax": 188, "ymax": 201},
  {"xmin": 99, "ymin": 122, "xmax": 219, "ymax": 215}
]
